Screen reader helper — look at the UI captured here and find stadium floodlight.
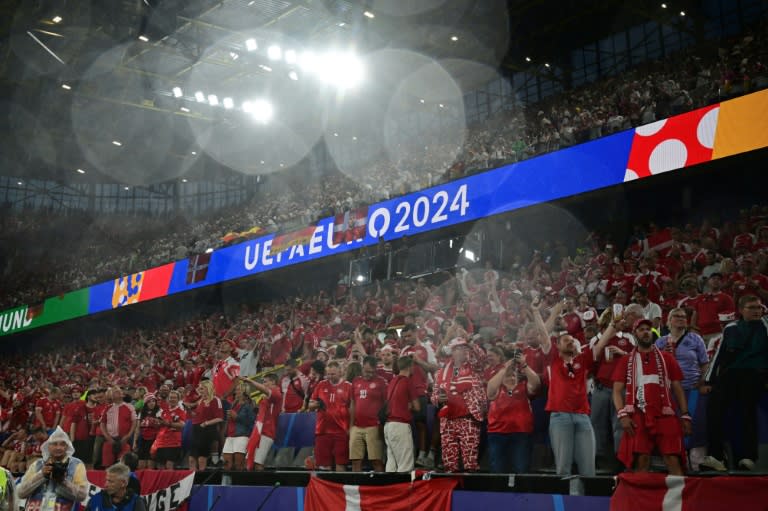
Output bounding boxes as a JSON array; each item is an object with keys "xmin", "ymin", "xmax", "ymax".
[
  {"xmin": 124, "ymin": 186, "xmax": 130, "ymax": 190},
  {"xmin": 267, "ymin": 45, "xmax": 282, "ymax": 61},
  {"xmin": 222, "ymin": 97, "xmax": 234, "ymax": 109},
  {"xmin": 316, "ymin": 52, "xmax": 364, "ymax": 89},
  {"xmin": 288, "ymin": 70, "xmax": 299, "ymax": 81},
  {"xmin": 182, "ymin": 178, "xmax": 188, "ymax": 182},
  {"xmin": 245, "ymin": 38, "xmax": 257, "ymax": 52},
  {"xmin": 180, "ymin": 107, "xmax": 190, "ymax": 112},
  {"xmin": 172, "ymin": 86, "xmax": 183, "ymax": 98},
  {"xmin": 284, "ymin": 49, "xmax": 297, "ymax": 64},
  {"xmin": 298, "ymin": 51, "xmax": 318, "ymax": 72},
  {"xmin": 52, "ymin": 16, "xmax": 62, "ymax": 23},
  {"xmin": 248, "ymin": 99, "xmax": 275, "ymax": 123},
  {"xmin": 679, "ymin": 10, "xmax": 685, "ymax": 16},
  {"xmin": 464, "ymin": 249, "xmax": 476, "ymax": 262},
  {"xmin": 195, "ymin": 91, "xmax": 205, "ymax": 102},
  {"xmin": 661, "ymin": 3, "xmax": 667, "ymax": 7},
  {"xmin": 138, "ymin": 35, "xmax": 149, "ymax": 42},
  {"xmin": 112, "ymin": 140, "xmax": 122, "ymax": 146},
  {"xmin": 450, "ymin": 35, "xmax": 458, "ymax": 41},
  {"xmin": 17, "ymin": 181, "xmax": 22, "ymax": 185},
  {"xmin": 76, "ymin": 168, "xmax": 85, "ymax": 174},
  {"xmin": 356, "ymin": 275, "xmax": 365, "ymax": 282},
  {"xmin": 61, "ymin": 83, "xmax": 71, "ymax": 90},
  {"xmin": 208, "ymin": 94, "xmax": 219, "ymax": 106},
  {"xmin": 525, "ymin": 56, "xmax": 531, "ymax": 62},
  {"xmin": 363, "ymin": 11, "xmax": 375, "ymax": 18}
]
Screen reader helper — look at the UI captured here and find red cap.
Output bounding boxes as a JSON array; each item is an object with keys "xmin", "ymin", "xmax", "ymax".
[{"xmin": 633, "ymin": 318, "xmax": 653, "ymax": 331}]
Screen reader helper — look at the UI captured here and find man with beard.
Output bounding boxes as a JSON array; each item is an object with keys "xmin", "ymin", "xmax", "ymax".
[
  {"xmin": 613, "ymin": 319, "xmax": 690, "ymax": 474},
  {"xmin": 309, "ymin": 361, "xmax": 353, "ymax": 471},
  {"xmin": 17, "ymin": 426, "xmax": 89, "ymax": 511}
]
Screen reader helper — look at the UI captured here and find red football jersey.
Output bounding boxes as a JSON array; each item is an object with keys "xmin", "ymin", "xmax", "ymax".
[
  {"xmin": 311, "ymin": 379, "xmax": 352, "ymax": 435},
  {"xmin": 488, "ymin": 382, "xmax": 534, "ymax": 433},
  {"xmin": 351, "ymin": 376, "xmax": 387, "ymax": 428},
  {"xmin": 256, "ymin": 387, "xmax": 282, "ymax": 439},
  {"xmin": 544, "ymin": 349, "xmax": 595, "ymax": 415}
]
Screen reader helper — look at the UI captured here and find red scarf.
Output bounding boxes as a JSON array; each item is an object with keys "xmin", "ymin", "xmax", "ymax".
[{"xmin": 621, "ymin": 345, "xmax": 675, "ymax": 422}]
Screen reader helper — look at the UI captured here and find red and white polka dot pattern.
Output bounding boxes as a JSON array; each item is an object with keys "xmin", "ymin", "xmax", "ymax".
[{"xmin": 624, "ymin": 104, "xmax": 720, "ymax": 181}]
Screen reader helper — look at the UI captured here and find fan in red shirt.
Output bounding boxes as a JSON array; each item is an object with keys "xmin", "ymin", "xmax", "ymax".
[
  {"xmin": 398, "ymin": 324, "xmax": 436, "ymax": 466},
  {"xmin": 612, "ymin": 319, "xmax": 691, "ymax": 475},
  {"xmin": 280, "ymin": 359, "xmax": 310, "ymax": 413},
  {"xmin": 535, "ymin": 300, "xmax": 596, "ymax": 477},
  {"xmin": 99, "ymin": 386, "xmax": 137, "ymax": 468},
  {"xmin": 187, "ymin": 380, "xmax": 224, "ymax": 471},
  {"xmin": 153, "ymin": 390, "xmax": 187, "ymax": 469},
  {"xmin": 241, "ymin": 373, "xmax": 283, "ymax": 471},
  {"xmin": 486, "ymin": 352, "xmax": 541, "ymax": 474},
  {"xmin": 383, "ymin": 357, "xmax": 421, "ymax": 473},
  {"xmin": 60, "ymin": 387, "xmax": 90, "ymax": 462},
  {"xmin": 34, "ymin": 387, "xmax": 62, "ymax": 432},
  {"xmin": 309, "ymin": 361, "xmax": 353, "ymax": 471},
  {"xmin": 691, "ymin": 273, "xmax": 735, "ymax": 338},
  {"xmin": 349, "ymin": 356, "xmax": 387, "ymax": 472}
]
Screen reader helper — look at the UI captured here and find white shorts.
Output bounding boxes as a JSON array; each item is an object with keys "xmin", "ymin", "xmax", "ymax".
[
  {"xmin": 253, "ymin": 435, "xmax": 274, "ymax": 465},
  {"xmin": 222, "ymin": 436, "xmax": 249, "ymax": 454}
]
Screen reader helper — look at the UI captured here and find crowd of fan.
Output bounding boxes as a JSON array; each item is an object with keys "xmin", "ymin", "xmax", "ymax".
[
  {"xmin": 1, "ymin": 200, "xmax": 767, "ymax": 477},
  {"xmin": 2, "ymin": 24, "xmax": 767, "ymax": 310}
]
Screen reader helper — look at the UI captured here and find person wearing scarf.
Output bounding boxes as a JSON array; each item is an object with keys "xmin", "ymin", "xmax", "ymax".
[{"xmin": 612, "ymin": 319, "xmax": 692, "ymax": 474}]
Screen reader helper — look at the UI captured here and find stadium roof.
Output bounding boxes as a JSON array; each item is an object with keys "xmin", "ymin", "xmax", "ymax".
[{"xmin": 0, "ymin": 0, "xmax": 680, "ymax": 185}]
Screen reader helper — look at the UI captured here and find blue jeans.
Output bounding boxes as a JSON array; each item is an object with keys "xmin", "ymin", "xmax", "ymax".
[
  {"xmin": 589, "ymin": 384, "xmax": 622, "ymax": 459},
  {"xmin": 549, "ymin": 412, "xmax": 596, "ymax": 476},
  {"xmin": 487, "ymin": 432, "xmax": 532, "ymax": 473}
]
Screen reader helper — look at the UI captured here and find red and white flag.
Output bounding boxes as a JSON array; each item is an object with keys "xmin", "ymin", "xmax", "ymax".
[
  {"xmin": 643, "ymin": 228, "xmax": 674, "ymax": 256},
  {"xmin": 305, "ymin": 476, "xmax": 456, "ymax": 511},
  {"xmin": 333, "ymin": 207, "xmax": 368, "ymax": 245},
  {"xmin": 611, "ymin": 473, "xmax": 768, "ymax": 511}
]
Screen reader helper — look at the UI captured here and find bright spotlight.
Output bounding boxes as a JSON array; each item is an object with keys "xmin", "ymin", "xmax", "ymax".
[
  {"xmin": 76, "ymin": 168, "xmax": 85, "ymax": 174},
  {"xmin": 464, "ymin": 249, "xmax": 476, "ymax": 262},
  {"xmin": 679, "ymin": 10, "xmax": 685, "ymax": 16},
  {"xmin": 284, "ymin": 49, "xmax": 297, "ymax": 64},
  {"xmin": 363, "ymin": 11, "xmax": 375, "ymax": 18},
  {"xmin": 61, "ymin": 83, "xmax": 71, "ymax": 90},
  {"xmin": 450, "ymin": 35, "xmax": 458, "ymax": 42},
  {"xmin": 356, "ymin": 275, "xmax": 365, "ymax": 282},
  {"xmin": 267, "ymin": 45, "xmax": 282, "ymax": 61},
  {"xmin": 208, "ymin": 94, "xmax": 219, "ymax": 106},
  {"xmin": 138, "ymin": 35, "xmax": 149, "ymax": 42},
  {"xmin": 245, "ymin": 38, "xmax": 257, "ymax": 52},
  {"xmin": 525, "ymin": 56, "xmax": 531, "ymax": 62},
  {"xmin": 223, "ymin": 97, "xmax": 234, "ymax": 109},
  {"xmin": 243, "ymin": 100, "xmax": 273, "ymax": 123},
  {"xmin": 195, "ymin": 91, "xmax": 205, "ymax": 102},
  {"xmin": 288, "ymin": 70, "xmax": 299, "ymax": 81},
  {"xmin": 112, "ymin": 140, "xmax": 122, "ymax": 146},
  {"xmin": 316, "ymin": 52, "xmax": 364, "ymax": 89},
  {"xmin": 172, "ymin": 87, "xmax": 183, "ymax": 98},
  {"xmin": 298, "ymin": 51, "xmax": 318, "ymax": 72},
  {"xmin": 52, "ymin": 16, "xmax": 62, "ymax": 23},
  {"xmin": 180, "ymin": 107, "xmax": 190, "ymax": 112}
]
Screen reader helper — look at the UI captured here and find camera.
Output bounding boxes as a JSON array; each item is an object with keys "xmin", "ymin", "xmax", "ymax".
[{"xmin": 50, "ymin": 461, "xmax": 68, "ymax": 482}]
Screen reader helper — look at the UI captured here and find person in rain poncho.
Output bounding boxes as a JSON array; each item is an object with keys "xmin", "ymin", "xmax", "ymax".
[{"xmin": 16, "ymin": 426, "xmax": 89, "ymax": 511}]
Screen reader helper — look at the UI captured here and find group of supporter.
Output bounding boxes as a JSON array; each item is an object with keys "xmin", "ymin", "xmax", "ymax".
[
  {"xmin": 2, "ymin": 198, "xmax": 767, "ymax": 477},
  {"xmin": 2, "ymin": 22, "xmax": 768, "ymax": 310}
]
